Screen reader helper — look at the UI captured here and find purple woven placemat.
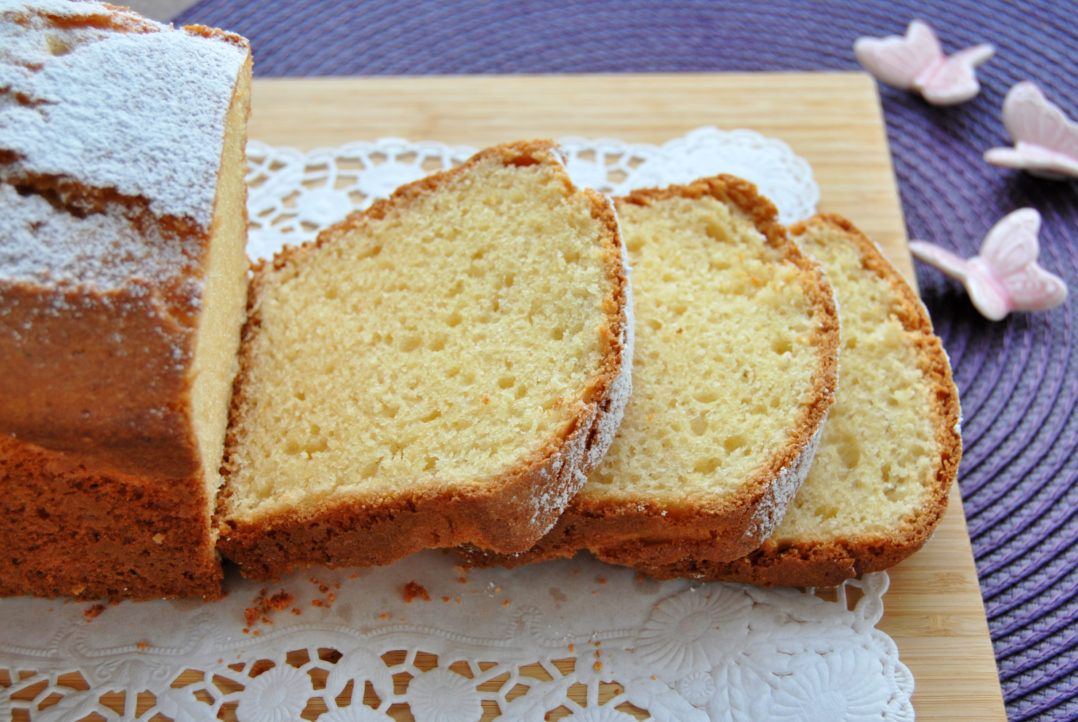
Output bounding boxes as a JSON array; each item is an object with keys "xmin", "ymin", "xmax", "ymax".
[{"xmin": 177, "ymin": 1, "xmax": 1078, "ymax": 718}]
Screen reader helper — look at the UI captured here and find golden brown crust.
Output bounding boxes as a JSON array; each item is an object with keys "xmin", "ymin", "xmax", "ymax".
[
  {"xmin": 218, "ymin": 140, "xmax": 633, "ymax": 581},
  {"xmin": 0, "ymin": 280, "xmax": 204, "ymax": 480},
  {"xmin": 461, "ymin": 176, "xmax": 840, "ymax": 569},
  {"xmin": 0, "ymin": 6, "xmax": 252, "ymax": 599},
  {"xmin": 0, "ymin": 433, "xmax": 222, "ymax": 600},
  {"xmin": 633, "ymin": 214, "xmax": 962, "ymax": 586}
]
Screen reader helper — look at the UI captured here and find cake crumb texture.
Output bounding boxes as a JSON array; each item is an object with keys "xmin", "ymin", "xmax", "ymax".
[
  {"xmin": 637, "ymin": 214, "xmax": 962, "ymax": 586},
  {"xmin": 460, "ymin": 175, "xmax": 839, "ymax": 569},
  {"xmin": 217, "ymin": 140, "xmax": 633, "ymax": 580}
]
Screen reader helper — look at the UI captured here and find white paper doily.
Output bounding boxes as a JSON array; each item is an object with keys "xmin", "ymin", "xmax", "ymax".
[
  {"xmin": 0, "ymin": 128, "xmax": 913, "ymax": 722},
  {"xmin": 244, "ymin": 126, "xmax": 819, "ymax": 261}
]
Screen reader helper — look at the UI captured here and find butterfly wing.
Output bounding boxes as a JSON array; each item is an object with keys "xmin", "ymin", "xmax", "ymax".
[
  {"xmin": 983, "ymin": 144, "xmax": 1078, "ymax": 179},
  {"xmin": 1003, "ymin": 263, "xmax": 1068, "ymax": 313},
  {"xmin": 963, "ymin": 260, "xmax": 1015, "ymax": 321},
  {"xmin": 918, "ymin": 44, "xmax": 994, "ymax": 105},
  {"xmin": 985, "ymin": 82, "xmax": 1078, "ymax": 177},
  {"xmin": 1003, "ymin": 82, "xmax": 1078, "ymax": 155},
  {"xmin": 854, "ymin": 19, "xmax": 942, "ymax": 89},
  {"xmin": 980, "ymin": 208, "xmax": 1040, "ymax": 275}
]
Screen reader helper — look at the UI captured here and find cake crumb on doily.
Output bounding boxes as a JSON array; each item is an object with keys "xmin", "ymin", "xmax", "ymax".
[
  {"xmin": 243, "ymin": 588, "xmax": 294, "ymax": 628},
  {"xmin": 403, "ymin": 580, "xmax": 431, "ymax": 602}
]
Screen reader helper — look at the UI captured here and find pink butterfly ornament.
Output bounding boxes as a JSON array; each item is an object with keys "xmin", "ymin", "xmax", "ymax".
[
  {"xmin": 910, "ymin": 208, "xmax": 1067, "ymax": 321},
  {"xmin": 855, "ymin": 19, "xmax": 994, "ymax": 105},
  {"xmin": 984, "ymin": 82, "xmax": 1078, "ymax": 180}
]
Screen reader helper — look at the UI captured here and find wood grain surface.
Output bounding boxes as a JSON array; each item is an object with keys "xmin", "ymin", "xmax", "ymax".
[
  {"xmin": 245, "ymin": 73, "xmax": 1006, "ymax": 720},
  {"xmin": 1, "ymin": 73, "xmax": 1005, "ymax": 722}
]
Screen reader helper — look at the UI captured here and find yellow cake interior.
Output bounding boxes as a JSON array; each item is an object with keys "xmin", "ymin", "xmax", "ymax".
[
  {"xmin": 771, "ymin": 223, "xmax": 938, "ymax": 539},
  {"xmin": 587, "ymin": 194, "xmax": 822, "ymax": 500},
  {"xmin": 189, "ymin": 62, "xmax": 252, "ymax": 511},
  {"xmin": 224, "ymin": 155, "xmax": 617, "ymax": 519}
]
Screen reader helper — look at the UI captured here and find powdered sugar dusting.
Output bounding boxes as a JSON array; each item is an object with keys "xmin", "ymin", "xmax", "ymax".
[
  {"xmin": 0, "ymin": 0, "xmax": 247, "ymax": 223},
  {"xmin": 745, "ymin": 418, "xmax": 827, "ymax": 543},
  {"xmin": 0, "ymin": 184, "xmax": 195, "ymax": 290},
  {"xmin": 525, "ymin": 199, "xmax": 635, "ymax": 533}
]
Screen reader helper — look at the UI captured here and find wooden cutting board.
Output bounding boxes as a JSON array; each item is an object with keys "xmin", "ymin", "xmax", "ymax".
[{"xmin": 248, "ymin": 73, "xmax": 1007, "ymax": 720}]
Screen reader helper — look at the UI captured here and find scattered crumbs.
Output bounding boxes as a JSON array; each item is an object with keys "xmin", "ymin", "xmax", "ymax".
[
  {"xmin": 458, "ymin": 576, "xmax": 468, "ymax": 584},
  {"xmin": 502, "ymin": 599, "xmax": 510, "ymax": 606},
  {"xmin": 651, "ymin": 675, "xmax": 656, "ymax": 681},
  {"xmin": 137, "ymin": 640, "xmax": 148, "ymax": 650},
  {"xmin": 244, "ymin": 588, "xmax": 294, "ymax": 628},
  {"xmin": 442, "ymin": 596, "xmax": 451, "ymax": 603},
  {"xmin": 241, "ymin": 627, "xmax": 250, "ymax": 635},
  {"xmin": 350, "ymin": 572, "xmax": 359, "ymax": 579},
  {"xmin": 380, "ymin": 613, "xmax": 388, "ymax": 620},
  {"xmin": 568, "ymin": 644, "xmax": 575, "ymax": 653},
  {"xmin": 291, "ymin": 608, "xmax": 302, "ymax": 616},
  {"xmin": 251, "ymin": 629, "xmax": 261, "ymax": 636},
  {"xmin": 403, "ymin": 581, "xmax": 430, "ymax": 603},
  {"xmin": 305, "ymin": 577, "xmax": 336, "ymax": 610},
  {"xmin": 334, "ymin": 582, "xmax": 341, "ymax": 590},
  {"xmin": 597, "ymin": 577, "xmax": 606, "ymax": 585},
  {"xmin": 452, "ymin": 564, "xmax": 469, "ymax": 575},
  {"xmin": 676, "ymin": 328, "xmax": 683, "ymax": 334},
  {"xmin": 594, "ymin": 641, "xmax": 601, "ymax": 647},
  {"xmin": 482, "ymin": 396, "xmax": 490, "ymax": 405},
  {"xmin": 218, "ymin": 658, "xmax": 224, "ymax": 665},
  {"xmin": 455, "ymin": 597, "xmax": 461, "ymax": 604},
  {"xmin": 593, "ymin": 661, "xmax": 603, "ymax": 672},
  {"xmin": 83, "ymin": 603, "xmax": 106, "ymax": 620}
]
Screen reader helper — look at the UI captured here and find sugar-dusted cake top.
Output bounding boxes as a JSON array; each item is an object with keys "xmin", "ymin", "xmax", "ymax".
[{"xmin": 0, "ymin": 0, "xmax": 249, "ymax": 224}]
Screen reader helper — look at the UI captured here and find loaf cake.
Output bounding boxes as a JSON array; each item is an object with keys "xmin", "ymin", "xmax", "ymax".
[
  {"xmin": 216, "ymin": 140, "xmax": 633, "ymax": 581},
  {"xmin": 462, "ymin": 176, "xmax": 840, "ymax": 569},
  {"xmin": 0, "ymin": 1, "xmax": 252, "ymax": 599},
  {"xmin": 638, "ymin": 214, "xmax": 962, "ymax": 586}
]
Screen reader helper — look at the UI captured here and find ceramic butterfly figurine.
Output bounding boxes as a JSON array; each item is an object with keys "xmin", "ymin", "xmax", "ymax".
[
  {"xmin": 984, "ymin": 81, "xmax": 1078, "ymax": 179},
  {"xmin": 854, "ymin": 19, "xmax": 994, "ymax": 105},
  {"xmin": 909, "ymin": 208, "xmax": 1067, "ymax": 321}
]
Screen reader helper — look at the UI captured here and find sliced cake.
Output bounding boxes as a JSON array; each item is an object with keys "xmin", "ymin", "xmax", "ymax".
[
  {"xmin": 638, "ymin": 214, "xmax": 962, "ymax": 586},
  {"xmin": 216, "ymin": 140, "xmax": 633, "ymax": 581},
  {"xmin": 0, "ymin": 2, "xmax": 252, "ymax": 599},
  {"xmin": 463, "ymin": 176, "xmax": 840, "ymax": 568}
]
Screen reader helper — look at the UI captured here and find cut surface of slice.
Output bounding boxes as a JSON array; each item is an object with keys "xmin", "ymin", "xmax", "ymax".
[
  {"xmin": 217, "ymin": 140, "xmax": 633, "ymax": 580},
  {"xmin": 639, "ymin": 214, "xmax": 962, "ymax": 586},
  {"xmin": 463, "ymin": 175, "xmax": 839, "ymax": 568}
]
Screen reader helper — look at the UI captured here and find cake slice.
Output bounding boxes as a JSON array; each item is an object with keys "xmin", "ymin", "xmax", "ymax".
[
  {"xmin": 638, "ymin": 214, "xmax": 962, "ymax": 586},
  {"xmin": 216, "ymin": 140, "xmax": 633, "ymax": 581},
  {"xmin": 463, "ymin": 176, "xmax": 840, "ymax": 568},
  {"xmin": 0, "ymin": 2, "xmax": 252, "ymax": 599}
]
